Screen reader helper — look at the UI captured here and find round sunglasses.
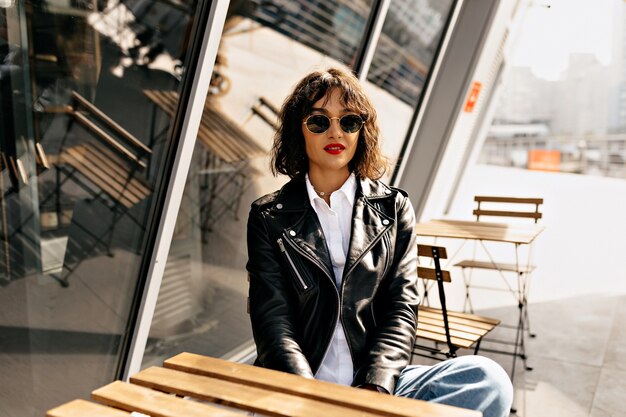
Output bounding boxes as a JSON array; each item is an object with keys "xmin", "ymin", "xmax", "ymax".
[{"xmin": 303, "ymin": 114, "xmax": 364, "ymax": 134}]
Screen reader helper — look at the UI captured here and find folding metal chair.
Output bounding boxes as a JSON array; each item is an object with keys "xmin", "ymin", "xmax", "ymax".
[{"xmin": 413, "ymin": 244, "xmax": 500, "ymax": 361}]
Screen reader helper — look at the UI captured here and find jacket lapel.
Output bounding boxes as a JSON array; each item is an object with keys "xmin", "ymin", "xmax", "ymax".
[
  {"xmin": 343, "ymin": 178, "xmax": 395, "ymax": 280},
  {"xmin": 271, "ymin": 177, "xmax": 395, "ymax": 281},
  {"xmin": 272, "ymin": 179, "xmax": 334, "ymax": 279}
]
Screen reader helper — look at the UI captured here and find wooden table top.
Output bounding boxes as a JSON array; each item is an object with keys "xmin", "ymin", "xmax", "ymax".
[
  {"xmin": 415, "ymin": 219, "xmax": 545, "ymax": 244},
  {"xmin": 47, "ymin": 352, "xmax": 480, "ymax": 417}
]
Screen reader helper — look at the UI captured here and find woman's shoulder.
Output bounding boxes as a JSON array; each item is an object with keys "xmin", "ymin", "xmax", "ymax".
[
  {"xmin": 249, "ymin": 178, "xmax": 306, "ymax": 213},
  {"xmin": 250, "ymin": 189, "xmax": 281, "ymax": 213},
  {"xmin": 362, "ymin": 177, "xmax": 410, "ymax": 199}
]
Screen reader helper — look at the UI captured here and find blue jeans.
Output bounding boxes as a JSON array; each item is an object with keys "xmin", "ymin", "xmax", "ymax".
[{"xmin": 395, "ymin": 356, "xmax": 513, "ymax": 417}]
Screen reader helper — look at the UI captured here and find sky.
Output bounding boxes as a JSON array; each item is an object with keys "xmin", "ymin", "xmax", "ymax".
[{"xmin": 511, "ymin": 0, "xmax": 616, "ymax": 80}]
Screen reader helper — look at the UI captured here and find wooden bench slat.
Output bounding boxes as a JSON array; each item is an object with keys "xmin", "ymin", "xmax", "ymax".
[
  {"xmin": 92, "ymin": 381, "xmax": 242, "ymax": 417},
  {"xmin": 259, "ymin": 96, "xmax": 280, "ymax": 115},
  {"xmin": 71, "ymin": 91, "xmax": 152, "ymax": 155},
  {"xmin": 420, "ymin": 306, "xmax": 501, "ymax": 326},
  {"xmin": 73, "ymin": 145, "xmax": 146, "ymax": 201},
  {"xmin": 454, "ymin": 259, "xmax": 535, "ymax": 273},
  {"xmin": 84, "ymin": 143, "xmax": 151, "ymax": 198},
  {"xmin": 473, "ymin": 209, "xmax": 542, "ymax": 219},
  {"xmin": 418, "ymin": 316, "xmax": 490, "ymax": 336},
  {"xmin": 252, "ymin": 104, "xmax": 279, "ymax": 130},
  {"xmin": 417, "ymin": 244, "xmax": 448, "ymax": 259},
  {"xmin": 418, "ymin": 310, "xmax": 496, "ymax": 331},
  {"xmin": 62, "ymin": 144, "xmax": 152, "ymax": 204},
  {"xmin": 63, "ymin": 147, "xmax": 141, "ymax": 206},
  {"xmin": 73, "ymin": 112, "xmax": 146, "ymax": 169},
  {"xmin": 474, "ymin": 196, "xmax": 543, "ymax": 204},
  {"xmin": 416, "ymin": 329, "xmax": 475, "ymax": 349},
  {"xmin": 417, "ymin": 267, "xmax": 451, "ymax": 282},
  {"xmin": 144, "ymin": 89, "xmax": 265, "ymax": 165},
  {"xmin": 419, "ymin": 308, "xmax": 499, "ymax": 330},
  {"xmin": 417, "ymin": 321, "xmax": 488, "ymax": 339},
  {"xmin": 199, "ymin": 108, "xmax": 264, "ymax": 162},
  {"xmin": 164, "ymin": 353, "xmax": 479, "ymax": 417},
  {"xmin": 62, "ymin": 149, "xmax": 138, "ymax": 208},
  {"xmin": 132, "ymin": 367, "xmax": 390, "ymax": 417},
  {"xmin": 47, "ymin": 399, "xmax": 130, "ymax": 417}
]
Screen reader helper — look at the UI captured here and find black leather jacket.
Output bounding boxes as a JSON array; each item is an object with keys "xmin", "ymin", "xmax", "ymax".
[{"xmin": 246, "ymin": 177, "xmax": 419, "ymax": 394}]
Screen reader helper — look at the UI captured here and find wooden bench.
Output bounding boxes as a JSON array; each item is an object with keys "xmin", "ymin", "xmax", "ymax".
[
  {"xmin": 454, "ymin": 196, "xmax": 543, "ymax": 277},
  {"xmin": 46, "ymin": 352, "xmax": 480, "ymax": 417},
  {"xmin": 51, "ymin": 91, "xmax": 153, "ymax": 209},
  {"xmin": 250, "ymin": 96, "xmax": 280, "ymax": 130},
  {"xmin": 473, "ymin": 196, "xmax": 543, "ymax": 222},
  {"xmin": 143, "ymin": 90, "xmax": 265, "ymax": 164},
  {"xmin": 44, "ymin": 91, "xmax": 153, "ymax": 287},
  {"xmin": 414, "ymin": 245, "xmax": 500, "ymax": 360}
]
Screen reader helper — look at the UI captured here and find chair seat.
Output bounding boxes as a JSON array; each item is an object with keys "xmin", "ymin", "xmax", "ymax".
[
  {"xmin": 417, "ymin": 306, "xmax": 500, "ymax": 349},
  {"xmin": 454, "ymin": 259, "xmax": 535, "ymax": 273},
  {"xmin": 60, "ymin": 142, "xmax": 151, "ymax": 209}
]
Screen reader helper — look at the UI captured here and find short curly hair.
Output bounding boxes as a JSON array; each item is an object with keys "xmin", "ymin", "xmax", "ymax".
[{"xmin": 270, "ymin": 67, "xmax": 387, "ymax": 180}]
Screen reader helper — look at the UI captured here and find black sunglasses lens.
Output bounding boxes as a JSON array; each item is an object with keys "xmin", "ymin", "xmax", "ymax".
[
  {"xmin": 340, "ymin": 115, "xmax": 363, "ymax": 133},
  {"xmin": 306, "ymin": 115, "xmax": 330, "ymax": 133}
]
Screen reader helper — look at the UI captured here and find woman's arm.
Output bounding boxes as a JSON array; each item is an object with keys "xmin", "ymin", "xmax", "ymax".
[
  {"xmin": 246, "ymin": 205, "xmax": 315, "ymax": 378},
  {"xmin": 352, "ymin": 195, "xmax": 419, "ymax": 393}
]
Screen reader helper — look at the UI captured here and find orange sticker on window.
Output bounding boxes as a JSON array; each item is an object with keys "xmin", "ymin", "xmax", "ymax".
[{"xmin": 464, "ymin": 81, "xmax": 482, "ymax": 113}]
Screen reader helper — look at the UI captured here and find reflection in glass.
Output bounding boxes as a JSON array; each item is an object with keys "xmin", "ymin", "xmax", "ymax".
[
  {"xmin": 142, "ymin": 0, "xmax": 377, "ymax": 368},
  {"xmin": 0, "ymin": 1, "xmax": 204, "ymax": 415},
  {"xmin": 365, "ymin": 0, "xmax": 454, "ymax": 168}
]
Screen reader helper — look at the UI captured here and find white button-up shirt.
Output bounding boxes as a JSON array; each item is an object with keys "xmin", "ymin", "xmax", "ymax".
[{"xmin": 305, "ymin": 173, "xmax": 356, "ymax": 386}]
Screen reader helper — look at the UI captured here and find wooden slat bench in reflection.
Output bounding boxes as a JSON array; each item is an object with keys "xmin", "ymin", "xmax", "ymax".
[
  {"xmin": 57, "ymin": 142, "xmax": 151, "ymax": 209},
  {"xmin": 143, "ymin": 90, "xmax": 266, "ymax": 234},
  {"xmin": 143, "ymin": 90, "xmax": 264, "ymax": 164},
  {"xmin": 47, "ymin": 91, "xmax": 153, "ymax": 210},
  {"xmin": 46, "ymin": 352, "xmax": 480, "ymax": 417},
  {"xmin": 44, "ymin": 91, "xmax": 153, "ymax": 286}
]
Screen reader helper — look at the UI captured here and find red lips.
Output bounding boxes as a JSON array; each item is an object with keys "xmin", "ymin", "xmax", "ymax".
[{"xmin": 324, "ymin": 143, "xmax": 345, "ymax": 155}]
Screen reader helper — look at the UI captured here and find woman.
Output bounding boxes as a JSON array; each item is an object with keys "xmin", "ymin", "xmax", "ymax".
[{"xmin": 246, "ymin": 67, "xmax": 512, "ymax": 417}]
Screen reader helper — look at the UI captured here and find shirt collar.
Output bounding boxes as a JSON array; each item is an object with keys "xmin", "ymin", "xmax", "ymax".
[{"xmin": 305, "ymin": 173, "xmax": 357, "ymax": 207}]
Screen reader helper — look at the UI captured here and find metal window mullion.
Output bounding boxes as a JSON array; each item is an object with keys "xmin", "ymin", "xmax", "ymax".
[
  {"xmin": 122, "ymin": 0, "xmax": 231, "ymax": 380},
  {"xmin": 391, "ymin": 0, "xmax": 465, "ymax": 186},
  {"xmin": 355, "ymin": 0, "xmax": 391, "ymax": 82}
]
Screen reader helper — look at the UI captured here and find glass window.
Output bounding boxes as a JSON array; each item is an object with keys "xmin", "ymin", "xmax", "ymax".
[
  {"xmin": 0, "ymin": 1, "xmax": 208, "ymax": 415},
  {"xmin": 365, "ymin": 0, "xmax": 455, "ymax": 172},
  {"xmin": 141, "ymin": 0, "xmax": 378, "ymax": 368}
]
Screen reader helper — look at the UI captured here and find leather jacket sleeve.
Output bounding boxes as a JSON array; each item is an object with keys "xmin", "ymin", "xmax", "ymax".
[
  {"xmin": 246, "ymin": 205, "xmax": 315, "ymax": 378},
  {"xmin": 352, "ymin": 195, "xmax": 419, "ymax": 393}
]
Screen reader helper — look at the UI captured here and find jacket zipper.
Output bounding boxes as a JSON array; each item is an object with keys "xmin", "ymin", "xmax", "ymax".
[
  {"xmin": 277, "ymin": 238, "xmax": 309, "ymax": 291},
  {"xmin": 382, "ymin": 232, "xmax": 391, "ymax": 278},
  {"xmin": 280, "ymin": 234, "xmax": 340, "ymax": 372}
]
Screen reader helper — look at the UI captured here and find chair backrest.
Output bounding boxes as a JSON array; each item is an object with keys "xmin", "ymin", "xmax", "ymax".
[
  {"xmin": 249, "ymin": 96, "xmax": 279, "ymax": 130},
  {"xmin": 473, "ymin": 196, "xmax": 543, "ymax": 223},
  {"xmin": 416, "ymin": 244, "xmax": 454, "ymax": 351},
  {"xmin": 417, "ymin": 244, "xmax": 451, "ymax": 283},
  {"xmin": 70, "ymin": 91, "xmax": 152, "ymax": 170}
]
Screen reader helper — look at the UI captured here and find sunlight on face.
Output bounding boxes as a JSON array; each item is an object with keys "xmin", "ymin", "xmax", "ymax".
[{"xmin": 302, "ymin": 88, "xmax": 360, "ymax": 180}]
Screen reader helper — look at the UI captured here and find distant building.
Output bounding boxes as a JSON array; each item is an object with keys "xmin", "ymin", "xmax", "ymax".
[
  {"xmin": 493, "ymin": 66, "xmax": 555, "ymax": 125},
  {"xmin": 552, "ymin": 54, "xmax": 611, "ymax": 135},
  {"xmin": 495, "ymin": 55, "xmax": 611, "ymax": 136},
  {"xmin": 488, "ymin": 123, "xmax": 550, "ymax": 138}
]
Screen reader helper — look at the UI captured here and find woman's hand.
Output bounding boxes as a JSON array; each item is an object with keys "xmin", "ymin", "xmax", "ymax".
[{"xmin": 358, "ymin": 384, "xmax": 388, "ymax": 393}]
